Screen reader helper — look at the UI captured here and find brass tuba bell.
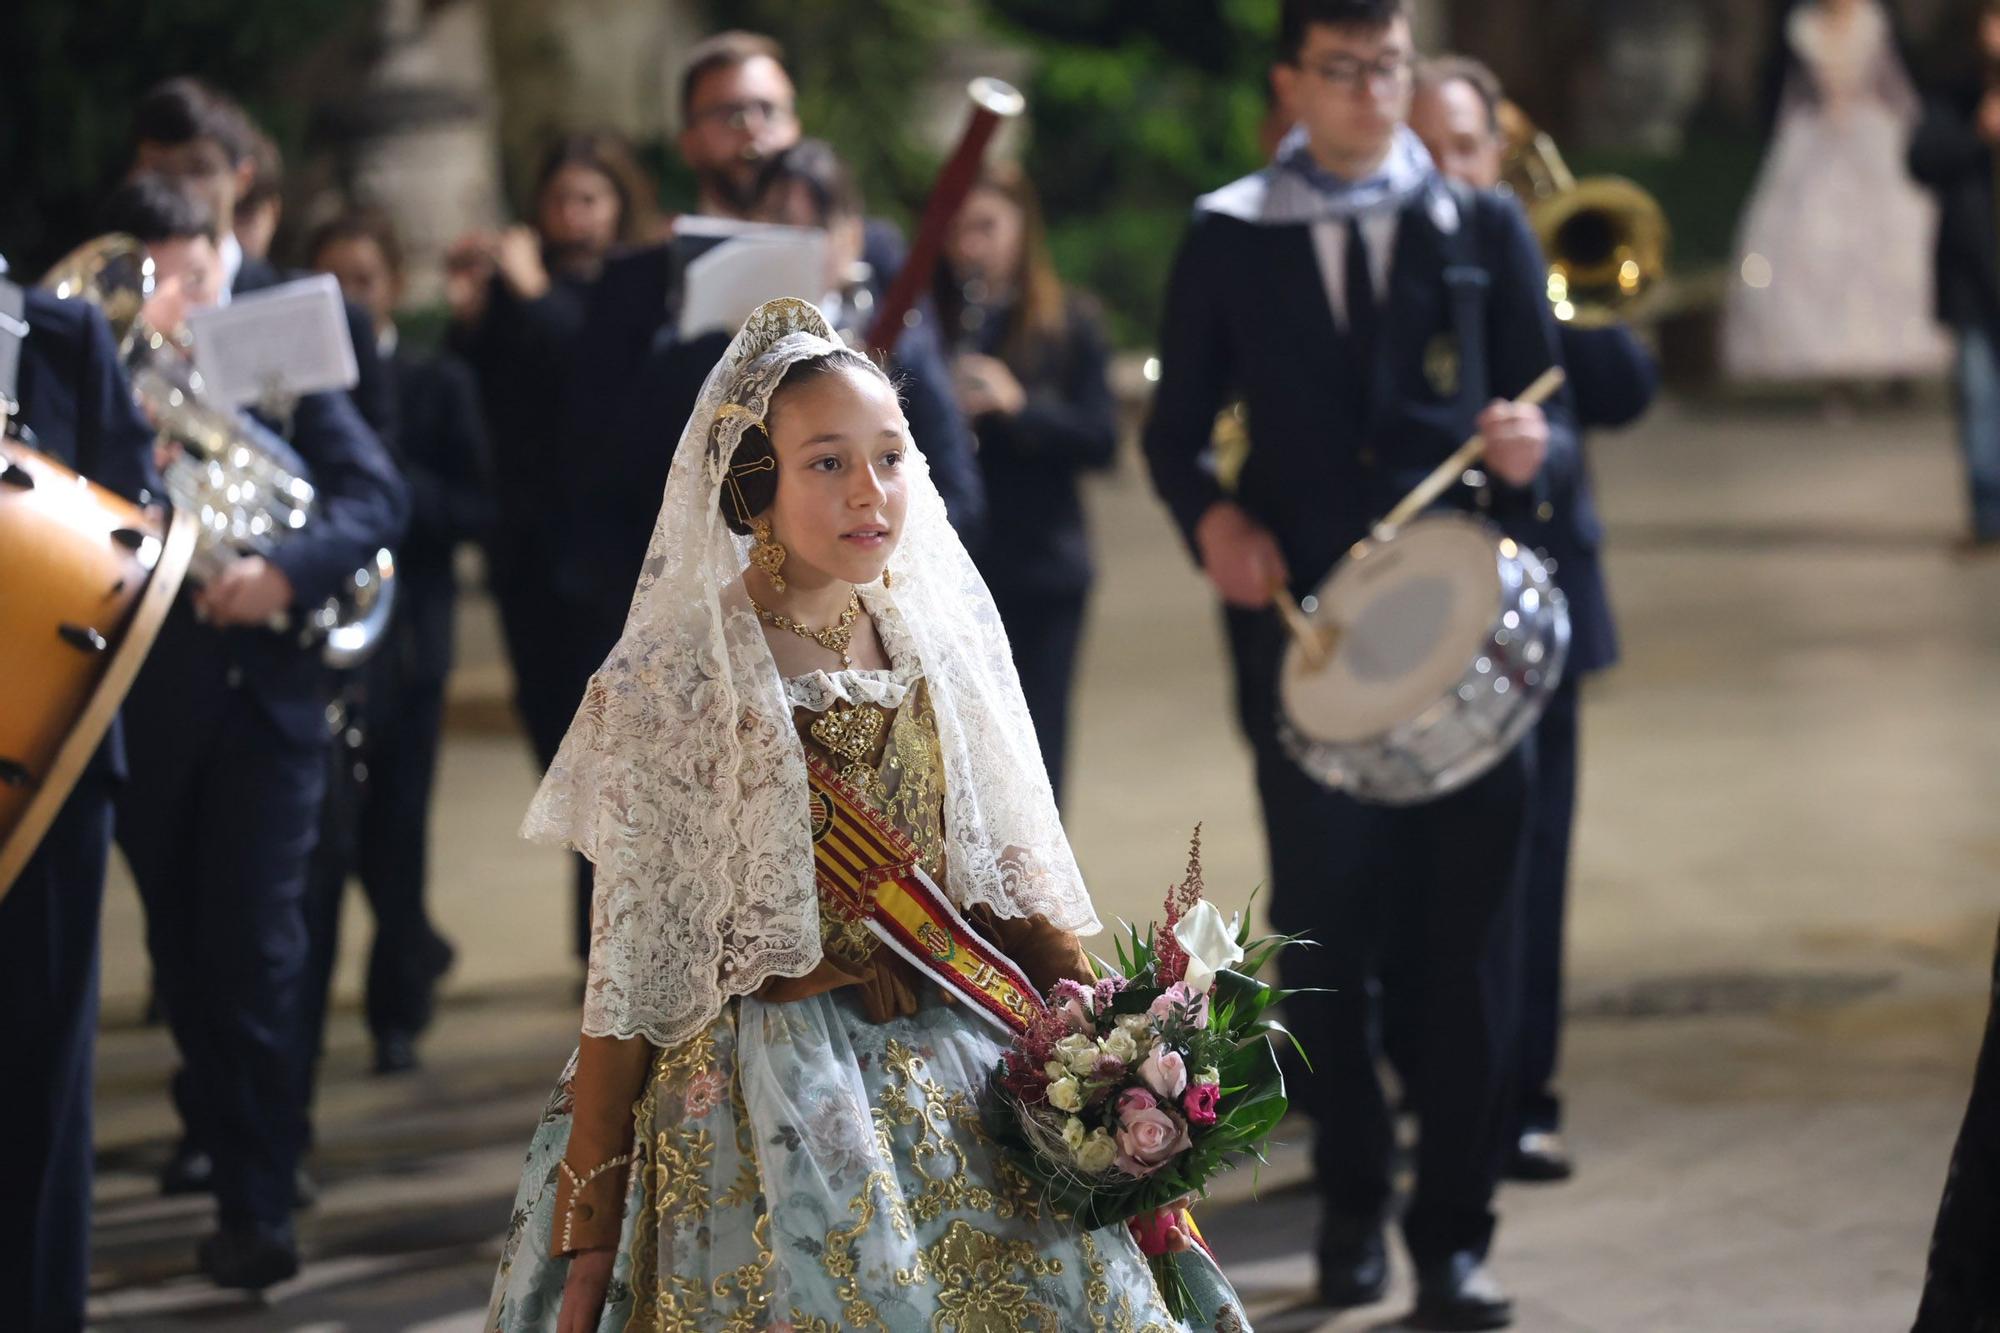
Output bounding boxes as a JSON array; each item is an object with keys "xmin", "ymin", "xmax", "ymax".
[
  {"xmin": 1499, "ymin": 103, "xmax": 1669, "ymax": 328},
  {"xmin": 41, "ymin": 234, "xmax": 396, "ymax": 668}
]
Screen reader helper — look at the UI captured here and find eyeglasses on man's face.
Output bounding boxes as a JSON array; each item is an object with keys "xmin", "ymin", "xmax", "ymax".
[
  {"xmin": 689, "ymin": 98, "xmax": 797, "ymax": 132},
  {"xmin": 1302, "ymin": 54, "xmax": 1413, "ymax": 92}
]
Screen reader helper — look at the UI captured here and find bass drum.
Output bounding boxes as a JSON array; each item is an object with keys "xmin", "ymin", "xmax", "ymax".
[
  {"xmin": 1279, "ymin": 513, "xmax": 1569, "ymax": 806},
  {"xmin": 0, "ymin": 438, "xmax": 194, "ymax": 896}
]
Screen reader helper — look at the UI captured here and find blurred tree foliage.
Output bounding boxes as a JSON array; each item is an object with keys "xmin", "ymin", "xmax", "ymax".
[
  {"xmin": 0, "ymin": 0, "xmax": 373, "ymax": 276},
  {"xmin": 985, "ymin": 0, "xmax": 1280, "ymax": 345}
]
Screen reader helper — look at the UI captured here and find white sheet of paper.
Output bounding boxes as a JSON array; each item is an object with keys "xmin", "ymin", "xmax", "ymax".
[
  {"xmin": 676, "ymin": 225, "xmax": 828, "ymax": 340},
  {"xmin": 186, "ymin": 273, "xmax": 359, "ymax": 408}
]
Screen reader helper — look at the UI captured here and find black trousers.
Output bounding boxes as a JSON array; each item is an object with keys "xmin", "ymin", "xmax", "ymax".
[
  {"xmin": 1519, "ymin": 671, "xmax": 1581, "ymax": 1134},
  {"xmin": 303, "ymin": 668, "xmax": 450, "ymax": 1051},
  {"xmin": 118, "ymin": 689, "xmax": 326, "ymax": 1230},
  {"xmin": 1914, "ymin": 918, "xmax": 2000, "ymax": 1332},
  {"xmin": 989, "ymin": 585, "xmax": 1089, "ymax": 808},
  {"xmin": 1228, "ymin": 607, "xmax": 1531, "ymax": 1262},
  {"xmin": 0, "ymin": 778, "xmax": 112, "ymax": 1332},
  {"xmin": 493, "ymin": 562, "xmax": 597, "ymax": 962}
]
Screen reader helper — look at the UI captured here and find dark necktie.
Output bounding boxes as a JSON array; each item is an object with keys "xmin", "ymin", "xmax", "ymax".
[
  {"xmin": 1344, "ymin": 218, "xmax": 1376, "ymax": 360},
  {"xmin": 1344, "ymin": 216, "xmax": 1379, "ymax": 410}
]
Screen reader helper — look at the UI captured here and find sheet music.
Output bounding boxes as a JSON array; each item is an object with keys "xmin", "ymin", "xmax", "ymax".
[
  {"xmin": 186, "ymin": 273, "xmax": 359, "ymax": 408},
  {"xmin": 675, "ymin": 224, "xmax": 828, "ymax": 339}
]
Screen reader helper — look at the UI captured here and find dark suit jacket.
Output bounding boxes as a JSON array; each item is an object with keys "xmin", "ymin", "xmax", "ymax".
[
  {"xmin": 12, "ymin": 289, "xmax": 164, "ymax": 780},
  {"xmin": 133, "ymin": 268, "xmax": 409, "ymax": 748},
  {"xmin": 952, "ymin": 295, "xmax": 1118, "ymax": 597},
  {"xmin": 378, "ymin": 348, "xmax": 495, "ymax": 683},
  {"xmin": 1144, "ymin": 181, "xmax": 1576, "ymax": 599},
  {"xmin": 447, "ymin": 265, "xmax": 591, "ymax": 565},
  {"xmin": 1909, "ymin": 81, "xmax": 2000, "ymax": 334},
  {"xmin": 1532, "ymin": 323, "xmax": 1658, "ymax": 676}
]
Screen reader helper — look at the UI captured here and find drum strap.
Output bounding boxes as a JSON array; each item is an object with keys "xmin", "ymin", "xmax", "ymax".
[
  {"xmin": 1434, "ymin": 179, "xmax": 1491, "ymax": 423},
  {"xmin": 0, "ymin": 279, "xmax": 26, "ymax": 425}
]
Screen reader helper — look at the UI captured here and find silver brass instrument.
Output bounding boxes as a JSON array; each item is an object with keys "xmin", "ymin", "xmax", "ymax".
[
  {"xmin": 1499, "ymin": 104, "xmax": 1669, "ymax": 328},
  {"xmin": 42, "ymin": 235, "xmax": 394, "ymax": 668}
]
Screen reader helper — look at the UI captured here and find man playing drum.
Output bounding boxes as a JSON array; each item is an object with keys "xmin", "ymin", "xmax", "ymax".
[{"xmin": 1142, "ymin": 1, "xmax": 1574, "ymax": 1326}]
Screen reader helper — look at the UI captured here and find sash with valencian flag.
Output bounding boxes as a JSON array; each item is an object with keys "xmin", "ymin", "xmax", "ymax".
[{"xmin": 805, "ymin": 754, "xmax": 1046, "ymax": 1035}]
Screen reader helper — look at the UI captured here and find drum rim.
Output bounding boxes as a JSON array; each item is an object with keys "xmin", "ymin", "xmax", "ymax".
[{"xmin": 0, "ymin": 501, "xmax": 195, "ymax": 898}]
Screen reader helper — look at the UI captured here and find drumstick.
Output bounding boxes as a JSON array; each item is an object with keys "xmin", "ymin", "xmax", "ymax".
[
  {"xmin": 1377, "ymin": 366, "xmax": 1567, "ymax": 533},
  {"xmin": 1270, "ymin": 578, "xmax": 1330, "ymax": 671}
]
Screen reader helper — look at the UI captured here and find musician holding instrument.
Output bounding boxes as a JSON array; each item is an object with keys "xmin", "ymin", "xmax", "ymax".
[
  {"xmin": 1142, "ymin": 2, "xmax": 1576, "ymax": 1325},
  {"xmin": 0, "ymin": 259, "xmax": 165, "ymax": 1332},
  {"xmin": 1409, "ymin": 56, "xmax": 1658, "ymax": 1189},
  {"xmin": 932, "ymin": 163, "xmax": 1118, "ymax": 807},
  {"xmin": 94, "ymin": 174, "xmax": 408, "ymax": 1291}
]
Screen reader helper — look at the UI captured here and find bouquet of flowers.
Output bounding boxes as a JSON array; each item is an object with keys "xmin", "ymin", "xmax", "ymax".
[{"xmin": 987, "ymin": 829, "xmax": 1306, "ymax": 1317}]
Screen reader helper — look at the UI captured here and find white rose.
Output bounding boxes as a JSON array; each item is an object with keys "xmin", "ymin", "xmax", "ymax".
[
  {"xmin": 1048, "ymin": 1076, "xmax": 1084, "ymax": 1112},
  {"xmin": 1173, "ymin": 900, "xmax": 1246, "ymax": 996},
  {"xmin": 1055, "ymin": 1033, "xmax": 1099, "ymax": 1077},
  {"xmin": 1045, "ymin": 1060, "xmax": 1069, "ymax": 1083},
  {"xmin": 1198, "ymin": 1066, "xmax": 1221, "ymax": 1087},
  {"xmin": 1076, "ymin": 1129, "xmax": 1119, "ymax": 1174},
  {"xmin": 1099, "ymin": 1027, "xmax": 1140, "ymax": 1065},
  {"xmin": 1062, "ymin": 1116, "xmax": 1088, "ymax": 1153},
  {"xmin": 1117, "ymin": 1013, "xmax": 1152, "ymax": 1035}
]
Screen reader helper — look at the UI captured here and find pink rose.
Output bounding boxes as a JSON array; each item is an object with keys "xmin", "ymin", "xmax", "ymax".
[
  {"xmin": 1115, "ymin": 1105, "xmax": 1193, "ymax": 1178},
  {"xmin": 1146, "ymin": 981, "xmax": 1210, "ymax": 1028},
  {"xmin": 1115, "ymin": 1086, "xmax": 1158, "ymax": 1116},
  {"xmin": 1182, "ymin": 1081, "xmax": 1221, "ymax": 1127},
  {"xmin": 1139, "ymin": 1046, "xmax": 1188, "ymax": 1099}
]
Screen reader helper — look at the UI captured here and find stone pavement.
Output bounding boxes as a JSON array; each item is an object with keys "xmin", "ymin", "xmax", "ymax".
[{"xmin": 84, "ymin": 394, "xmax": 1996, "ymax": 1330}]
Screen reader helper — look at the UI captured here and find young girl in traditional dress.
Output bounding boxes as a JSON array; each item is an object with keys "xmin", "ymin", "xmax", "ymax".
[{"xmin": 486, "ymin": 298, "xmax": 1248, "ymax": 1332}]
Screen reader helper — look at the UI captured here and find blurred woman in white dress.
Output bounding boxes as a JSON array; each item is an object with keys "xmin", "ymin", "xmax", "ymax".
[{"xmin": 1722, "ymin": 0, "xmax": 1949, "ymax": 384}]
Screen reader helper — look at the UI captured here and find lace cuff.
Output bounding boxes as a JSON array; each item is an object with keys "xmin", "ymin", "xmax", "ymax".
[{"xmin": 550, "ymin": 1151, "xmax": 633, "ymax": 1257}]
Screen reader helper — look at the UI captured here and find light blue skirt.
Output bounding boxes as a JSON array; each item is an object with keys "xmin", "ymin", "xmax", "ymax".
[{"xmin": 487, "ymin": 988, "xmax": 1251, "ymax": 1332}]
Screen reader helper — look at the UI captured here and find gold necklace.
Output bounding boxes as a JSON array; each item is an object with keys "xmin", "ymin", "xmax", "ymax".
[{"xmin": 750, "ymin": 589, "xmax": 863, "ymax": 667}]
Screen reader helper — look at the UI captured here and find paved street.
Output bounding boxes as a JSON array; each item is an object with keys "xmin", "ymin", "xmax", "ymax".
[{"xmin": 85, "ymin": 393, "xmax": 1997, "ymax": 1330}]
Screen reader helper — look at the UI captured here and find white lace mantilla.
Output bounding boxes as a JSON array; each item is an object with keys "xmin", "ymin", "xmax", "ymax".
[{"xmin": 521, "ymin": 298, "xmax": 1099, "ymax": 1050}]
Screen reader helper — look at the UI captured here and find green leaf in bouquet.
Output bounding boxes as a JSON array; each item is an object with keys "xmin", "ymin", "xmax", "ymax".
[{"xmin": 1210, "ymin": 968, "xmax": 1277, "ymax": 1029}]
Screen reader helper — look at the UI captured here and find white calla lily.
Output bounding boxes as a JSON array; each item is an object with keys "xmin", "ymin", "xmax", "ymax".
[{"xmin": 1173, "ymin": 900, "xmax": 1245, "ymax": 995}]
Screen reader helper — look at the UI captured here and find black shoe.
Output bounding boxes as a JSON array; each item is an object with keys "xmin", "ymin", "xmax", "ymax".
[
  {"xmin": 198, "ymin": 1220, "xmax": 300, "ymax": 1290},
  {"xmin": 159, "ymin": 1143, "xmax": 214, "ymax": 1196},
  {"xmin": 1506, "ymin": 1128, "xmax": 1574, "ymax": 1183},
  {"xmin": 1411, "ymin": 1252, "xmax": 1513, "ymax": 1330},
  {"xmin": 1316, "ymin": 1214, "xmax": 1390, "ymax": 1308},
  {"xmin": 373, "ymin": 1029, "xmax": 420, "ymax": 1075}
]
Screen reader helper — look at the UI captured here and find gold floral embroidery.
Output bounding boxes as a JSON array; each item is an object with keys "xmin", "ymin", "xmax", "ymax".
[
  {"xmin": 875, "ymin": 1040, "xmax": 1023, "ymax": 1226},
  {"xmin": 881, "ymin": 682, "xmax": 947, "ymax": 879},
  {"xmin": 811, "ymin": 701, "xmax": 886, "ymax": 784},
  {"xmin": 923, "ymin": 1218, "xmax": 1063, "ymax": 1331}
]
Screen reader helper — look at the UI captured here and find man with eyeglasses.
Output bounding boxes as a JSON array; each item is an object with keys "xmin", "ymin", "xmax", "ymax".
[{"xmin": 1143, "ymin": 1, "xmax": 1576, "ymax": 1326}]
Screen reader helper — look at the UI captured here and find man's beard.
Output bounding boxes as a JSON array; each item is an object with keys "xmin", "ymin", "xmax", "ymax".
[{"xmin": 697, "ymin": 163, "xmax": 763, "ymax": 218}]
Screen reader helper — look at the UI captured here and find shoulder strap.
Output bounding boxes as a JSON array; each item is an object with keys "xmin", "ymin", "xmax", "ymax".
[
  {"xmin": 1433, "ymin": 178, "xmax": 1492, "ymax": 422},
  {"xmin": 0, "ymin": 279, "xmax": 27, "ymax": 427}
]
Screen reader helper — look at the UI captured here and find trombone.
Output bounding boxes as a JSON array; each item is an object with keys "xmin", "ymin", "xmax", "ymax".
[{"xmin": 1499, "ymin": 103, "xmax": 1670, "ymax": 327}]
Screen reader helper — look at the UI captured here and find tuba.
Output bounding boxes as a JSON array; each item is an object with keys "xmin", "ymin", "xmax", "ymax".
[
  {"xmin": 1499, "ymin": 104, "xmax": 1669, "ymax": 327},
  {"xmin": 42, "ymin": 234, "xmax": 395, "ymax": 668}
]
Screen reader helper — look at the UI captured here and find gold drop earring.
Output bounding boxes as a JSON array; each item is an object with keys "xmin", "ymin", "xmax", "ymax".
[
  {"xmin": 881, "ymin": 567, "xmax": 895, "ymax": 589},
  {"xmin": 750, "ymin": 517, "xmax": 788, "ymax": 591}
]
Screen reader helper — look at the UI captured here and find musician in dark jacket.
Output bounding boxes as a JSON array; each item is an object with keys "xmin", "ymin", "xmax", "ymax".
[
  {"xmin": 1909, "ymin": 10, "xmax": 2000, "ymax": 548},
  {"xmin": 446, "ymin": 131, "xmax": 653, "ymax": 773},
  {"xmin": 0, "ymin": 274, "xmax": 163, "ymax": 1333},
  {"xmin": 104, "ymin": 177, "xmax": 408, "ymax": 1291},
  {"xmin": 1411, "ymin": 55, "xmax": 1658, "ymax": 1187},
  {"xmin": 934, "ymin": 163, "xmax": 1117, "ymax": 805},
  {"xmin": 1142, "ymin": 3, "xmax": 1575, "ymax": 1324},
  {"xmin": 130, "ymin": 77, "xmax": 394, "ymax": 444},
  {"xmin": 308, "ymin": 211, "xmax": 495, "ymax": 1080}
]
